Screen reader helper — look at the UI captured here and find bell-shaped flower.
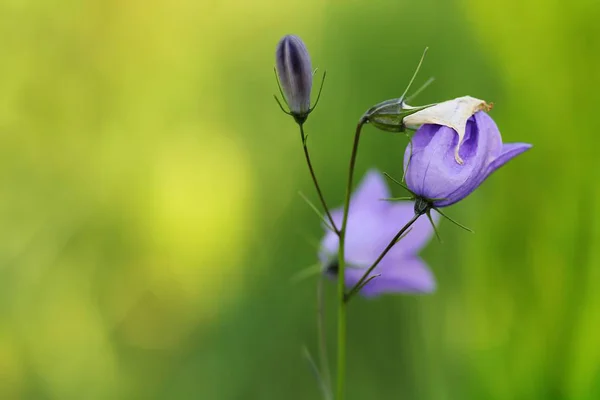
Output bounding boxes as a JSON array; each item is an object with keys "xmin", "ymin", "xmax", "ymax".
[
  {"xmin": 319, "ymin": 170, "xmax": 439, "ymax": 297},
  {"xmin": 403, "ymin": 110, "xmax": 532, "ymax": 208},
  {"xmin": 275, "ymin": 35, "xmax": 313, "ymax": 122}
]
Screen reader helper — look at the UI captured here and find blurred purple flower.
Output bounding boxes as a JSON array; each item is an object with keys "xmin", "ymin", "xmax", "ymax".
[
  {"xmin": 275, "ymin": 35, "xmax": 313, "ymax": 119},
  {"xmin": 319, "ymin": 170, "xmax": 438, "ymax": 297},
  {"xmin": 404, "ymin": 111, "xmax": 532, "ymax": 208}
]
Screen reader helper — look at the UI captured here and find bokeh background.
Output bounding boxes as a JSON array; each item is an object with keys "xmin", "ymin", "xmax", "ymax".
[{"xmin": 1, "ymin": 0, "xmax": 599, "ymax": 398}]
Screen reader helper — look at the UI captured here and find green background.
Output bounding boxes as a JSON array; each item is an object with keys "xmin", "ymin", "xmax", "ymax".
[{"xmin": 1, "ymin": 0, "xmax": 599, "ymax": 398}]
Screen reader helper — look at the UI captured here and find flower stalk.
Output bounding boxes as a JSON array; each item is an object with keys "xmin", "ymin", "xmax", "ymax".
[
  {"xmin": 299, "ymin": 124, "xmax": 339, "ymax": 233},
  {"xmin": 336, "ymin": 117, "xmax": 366, "ymax": 400}
]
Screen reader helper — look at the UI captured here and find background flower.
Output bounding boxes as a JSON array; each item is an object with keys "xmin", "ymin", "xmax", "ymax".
[{"xmin": 319, "ymin": 170, "xmax": 439, "ymax": 296}]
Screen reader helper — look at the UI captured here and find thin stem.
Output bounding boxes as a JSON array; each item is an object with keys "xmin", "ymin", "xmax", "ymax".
[
  {"xmin": 383, "ymin": 172, "xmax": 411, "ymax": 192},
  {"xmin": 351, "ymin": 273, "xmax": 381, "ymax": 294},
  {"xmin": 317, "ymin": 275, "xmax": 332, "ymax": 400},
  {"xmin": 290, "ymin": 262, "xmax": 322, "ymax": 283},
  {"xmin": 344, "ymin": 213, "xmax": 421, "ymax": 302},
  {"xmin": 302, "ymin": 347, "xmax": 330, "ymax": 400},
  {"xmin": 399, "ymin": 47, "xmax": 429, "ymax": 102},
  {"xmin": 274, "ymin": 95, "xmax": 292, "ymax": 115},
  {"xmin": 426, "ymin": 210, "xmax": 442, "ymax": 243},
  {"xmin": 310, "ymin": 70, "xmax": 327, "ymax": 112},
  {"xmin": 434, "ymin": 207, "xmax": 474, "ymax": 233},
  {"xmin": 336, "ymin": 118, "xmax": 366, "ymax": 400},
  {"xmin": 336, "ymin": 234, "xmax": 347, "ymax": 400},
  {"xmin": 380, "ymin": 197, "xmax": 414, "ymax": 202},
  {"xmin": 298, "ymin": 191, "xmax": 335, "ymax": 232},
  {"xmin": 274, "ymin": 66, "xmax": 290, "ymax": 108},
  {"xmin": 405, "ymin": 76, "xmax": 435, "ymax": 104},
  {"xmin": 299, "ymin": 124, "xmax": 339, "ymax": 234}
]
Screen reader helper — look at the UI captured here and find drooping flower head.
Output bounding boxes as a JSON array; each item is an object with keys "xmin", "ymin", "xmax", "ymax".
[
  {"xmin": 403, "ymin": 104, "xmax": 532, "ymax": 208},
  {"xmin": 319, "ymin": 170, "xmax": 438, "ymax": 297},
  {"xmin": 275, "ymin": 35, "xmax": 313, "ymax": 123}
]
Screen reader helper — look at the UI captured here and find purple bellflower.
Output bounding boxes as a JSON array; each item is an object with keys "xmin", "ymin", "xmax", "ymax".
[
  {"xmin": 404, "ymin": 110, "xmax": 532, "ymax": 208},
  {"xmin": 319, "ymin": 170, "xmax": 439, "ymax": 297},
  {"xmin": 275, "ymin": 35, "xmax": 313, "ymax": 124}
]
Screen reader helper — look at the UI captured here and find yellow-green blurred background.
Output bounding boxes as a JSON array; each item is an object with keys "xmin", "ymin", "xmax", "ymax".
[{"xmin": 1, "ymin": 0, "xmax": 599, "ymax": 398}]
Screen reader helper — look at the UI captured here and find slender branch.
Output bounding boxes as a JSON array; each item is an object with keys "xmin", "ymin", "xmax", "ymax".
[
  {"xmin": 298, "ymin": 191, "xmax": 335, "ymax": 232},
  {"xmin": 351, "ymin": 273, "xmax": 381, "ymax": 294},
  {"xmin": 344, "ymin": 213, "xmax": 421, "ymax": 302},
  {"xmin": 380, "ymin": 197, "xmax": 414, "ymax": 202},
  {"xmin": 399, "ymin": 47, "xmax": 429, "ymax": 102},
  {"xmin": 310, "ymin": 70, "xmax": 327, "ymax": 112},
  {"xmin": 273, "ymin": 66, "xmax": 290, "ymax": 108},
  {"xmin": 383, "ymin": 171, "xmax": 411, "ymax": 191},
  {"xmin": 426, "ymin": 210, "xmax": 442, "ymax": 243},
  {"xmin": 405, "ymin": 76, "xmax": 435, "ymax": 103},
  {"xmin": 274, "ymin": 95, "xmax": 292, "ymax": 115},
  {"xmin": 434, "ymin": 207, "xmax": 474, "ymax": 233},
  {"xmin": 299, "ymin": 124, "xmax": 339, "ymax": 234},
  {"xmin": 336, "ymin": 117, "xmax": 366, "ymax": 400}
]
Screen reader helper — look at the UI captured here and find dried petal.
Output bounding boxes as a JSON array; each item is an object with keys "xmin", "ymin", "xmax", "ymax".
[{"xmin": 403, "ymin": 96, "xmax": 493, "ymax": 164}]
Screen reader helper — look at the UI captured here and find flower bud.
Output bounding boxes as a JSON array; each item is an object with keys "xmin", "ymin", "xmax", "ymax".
[
  {"xmin": 364, "ymin": 98, "xmax": 429, "ymax": 132},
  {"xmin": 275, "ymin": 35, "xmax": 313, "ymax": 121},
  {"xmin": 403, "ymin": 111, "xmax": 532, "ymax": 207}
]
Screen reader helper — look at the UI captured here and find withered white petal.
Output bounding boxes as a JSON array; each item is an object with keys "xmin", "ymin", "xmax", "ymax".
[{"xmin": 403, "ymin": 96, "xmax": 493, "ymax": 164}]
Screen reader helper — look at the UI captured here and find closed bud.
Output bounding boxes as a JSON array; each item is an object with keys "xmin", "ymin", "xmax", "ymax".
[
  {"xmin": 364, "ymin": 98, "xmax": 430, "ymax": 132},
  {"xmin": 275, "ymin": 35, "xmax": 313, "ymax": 122},
  {"xmin": 361, "ymin": 48, "xmax": 435, "ymax": 132}
]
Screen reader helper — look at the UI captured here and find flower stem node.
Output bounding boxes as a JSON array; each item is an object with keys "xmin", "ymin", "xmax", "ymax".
[{"xmin": 414, "ymin": 197, "xmax": 431, "ymax": 216}]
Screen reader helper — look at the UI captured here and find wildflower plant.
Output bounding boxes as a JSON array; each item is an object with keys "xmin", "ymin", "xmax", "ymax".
[{"xmin": 273, "ymin": 34, "xmax": 531, "ymax": 400}]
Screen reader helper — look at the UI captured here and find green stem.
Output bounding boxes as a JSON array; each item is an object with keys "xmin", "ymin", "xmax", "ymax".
[
  {"xmin": 299, "ymin": 124, "xmax": 339, "ymax": 234},
  {"xmin": 344, "ymin": 213, "xmax": 421, "ymax": 302},
  {"xmin": 337, "ymin": 118, "xmax": 366, "ymax": 400}
]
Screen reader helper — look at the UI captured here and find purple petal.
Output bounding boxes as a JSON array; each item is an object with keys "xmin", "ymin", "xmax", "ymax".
[
  {"xmin": 403, "ymin": 123, "xmax": 452, "ymax": 198},
  {"xmin": 405, "ymin": 112, "xmax": 508, "ymax": 207},
  {"xmin": 349, "ymin": 169, "xmax": 391, "ymax": 212},
  {"xmin": 275, "ymin": 35, "xmax": 313, "ymax": 115},
  {"xmin": 343, "ymin": 208, "xmax": 396, "ymax": 266},
  {"xmin": 318, "ymin": 171, "xmax": 439, "ymax": 293},
  {"xmin": 435, "ymin": 141, "xmax": 532, "ymax": 207},
  {"xmin": 345, "ymin": 256, "xmax": 435, "ymax": 297},
  {"xmin": 404, "ymin": 116, "xmax": 490, "ymax": 201},
  {"xmin": 319, "ymin": 170, "xmax": 391, "ymax": 264},
  {"xmin": 485, "ymin": 143, "xmax": 532, "ymax": 178},
  {"xmin": 319, "ymin": 230, "xmax": 338, "ymax": 265}
]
